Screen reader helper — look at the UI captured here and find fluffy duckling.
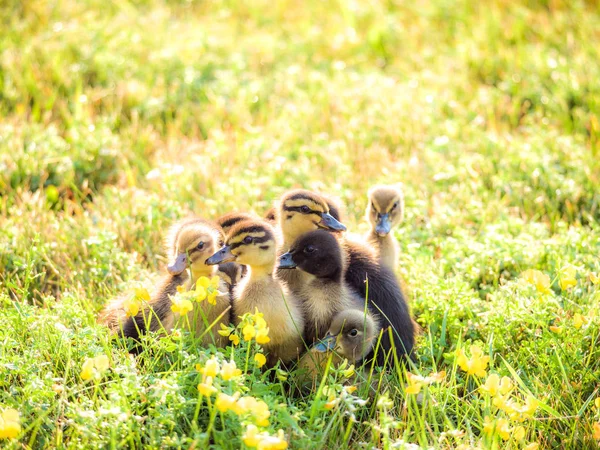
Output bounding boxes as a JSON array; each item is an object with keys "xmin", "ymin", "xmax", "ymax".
[
  {"xmin": 215, "ymin": 212, "xmax": 256, "ymax": 290},
  {"xmin": 278, "ymin": 230, "xmax": 378, "ymax": 345},
  {"xmin": 365, "ymin": 185, "xmax": 404, "ymax": 271},
  {"xmin": 206, "ymin": 219, "xmax": 305, "ymax": 366},
  {"xmin": 297, "ymin": 309, "xmax": 378, "ymax": 382},
  {"xmin": 100, "ymin": 218, "xmax": 231, "ymax": 348}
]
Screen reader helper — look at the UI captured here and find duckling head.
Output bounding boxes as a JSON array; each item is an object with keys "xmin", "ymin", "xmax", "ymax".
[
  {"xmin": 366, "ymin": 185, "xmax": 404, "ymax": 237},
  {"xmin": 314, "ymin": 310, "xmax": 377, "ymax": 362},
  {"xmin": 277, "ymin": 189, "xmax": 346, "ymax": 248},
  {"xmin": 215, "ymin": 212, "xmax": 257, "ymax": 235},
  {"xmin": 278, "ymin": 230, "xmax": 344, "ymax": 282},
  {"xmin": 165, "ymin": 219, "xmax": 222, "ymax": 279},
  {"xmin": 206, "ymin": 220, "xmax": 277, "ymax": 271}
]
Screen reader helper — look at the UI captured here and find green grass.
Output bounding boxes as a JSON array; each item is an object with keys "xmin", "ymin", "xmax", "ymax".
[{"xmin": 1, "ymin": 0, "xmax": 600, "ymax": 448}]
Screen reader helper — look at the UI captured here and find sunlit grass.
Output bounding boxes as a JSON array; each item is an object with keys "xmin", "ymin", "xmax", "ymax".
[{"xmin": 1, "ymin": 0, "xmax": 600, "ymax": 448}]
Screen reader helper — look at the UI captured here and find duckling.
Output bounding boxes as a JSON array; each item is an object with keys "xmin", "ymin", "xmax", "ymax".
[
  {"xmin": 264, "ymin": 207, "xmax": 277, "ymax": 224},
  {"xmin": 278, "ymin": 229, "xmax": 378, "ymax": 345},
  {"xmin": 100, "ymin": 218, "xmax": 231, "ymax": 348},
  {"xmin": 215, "ymin": 212, "xmax": 256, "ymax": 291},
  {"xmin": 297, "ymin": 309, "xmax": 378, "ymax": 383},
  {"xmin": 206, "ymin": 219, "xmax": 305, "ymax": 366},
  {"xmin": 274, "ymin": 189, "xmax": 415, "ymax": 364},
  {"xmin": 365, "ymin": 185, "xmax": 404, "ymax": 271}
]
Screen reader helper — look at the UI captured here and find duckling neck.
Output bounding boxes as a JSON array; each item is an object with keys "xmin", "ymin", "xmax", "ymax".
[
  {"xmin": 248, "ymin": 263, "xmax": 275, "ymax": 280},
  {"xmin": 369, "ymin": 228, "xmax": 393, "ymax": 246}
]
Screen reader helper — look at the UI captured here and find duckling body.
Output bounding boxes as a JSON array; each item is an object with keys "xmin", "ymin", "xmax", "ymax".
[
  {"xmin": 364, "ymin": 185, "xmax": 404, "ymax": 271},
  {"xmin": 279, "ymin": 230, "xmax": 375, "ymax": 345},
  {"xmin": 100, "ymin": 218, "xmax": 231, "ymax": 349},
  {"xmin": 207, "ymin": 220, "xmax": 305, "ymax": 366}
]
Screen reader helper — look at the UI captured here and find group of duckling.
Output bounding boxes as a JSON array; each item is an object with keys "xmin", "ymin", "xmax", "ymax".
[{"xmin": 101, "ymin": 185, "xmax": 415, "ymax": 376}]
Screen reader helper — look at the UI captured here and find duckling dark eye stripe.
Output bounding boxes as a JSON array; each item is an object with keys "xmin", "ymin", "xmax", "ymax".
[
  {"xmin": 234, "ymin": 225, "xmax": 270, "ymax": 235},
  {"xmin": 283, "ymin": 206, "xmax": 321, "ymax": 214},
  {"xmin": 229, "ymin": 235, "xmax": 271, "ymax": 250}
]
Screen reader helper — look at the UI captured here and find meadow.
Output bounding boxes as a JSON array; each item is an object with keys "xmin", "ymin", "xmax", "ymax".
[{"xmin": 1, "ymin": 0, "xmax": 600, "ymax": 448}]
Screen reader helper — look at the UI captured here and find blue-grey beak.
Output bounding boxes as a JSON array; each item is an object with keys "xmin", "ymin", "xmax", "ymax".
[
  {"xmin": 206, "ymin": 245, "xmax": 235, "ymax": 265},
  {"xmin": 319, "ymin": 212, "xmax": 346, "ymax": 232},
  {"xmin": 375, "ymin": 214, "xmax": 392, "ymax": 236},
  {"xmin": 167, "ymin": 253, "xmax": 188, "ymax": 275},
  {"xmin": 278, "ymin": 252, "xmax": 297, "ymax": 269},
  {"xmin": 313, "ymin": 333, "xmax": 337, "ymax": 353}
]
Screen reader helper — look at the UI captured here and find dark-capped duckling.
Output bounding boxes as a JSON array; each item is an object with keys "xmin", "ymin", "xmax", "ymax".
[
  {"xmin": 365, "ymin": 185, "xmax": 404, "ymax": 271},
  {"xmin": 215, "ymin": 212, "xmax": 256, "ymax": 290},
  {"xmin": 206, "ymin": 220, "xmax": 305, "ymax": 366},
  {"xmin": 278, "ymin": 230, "xmax": 377, "ymax": 345}
]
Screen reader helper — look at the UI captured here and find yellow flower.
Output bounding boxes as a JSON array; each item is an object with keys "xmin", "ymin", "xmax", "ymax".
[
  {"xmin": 237, "ymin": 396, "xmax": 270, "ymax": 426},
  {"xmin": 590, "ymin": 273, "xmax": 600, "ymax": 285},
  {"xmin": 522, "ymin": 395, "xmax": 539, "ymax": 417},
  {"xmin": 207, "ymin": 291, "xmax": 218, "ymax": 305},
  {"xmin": 456, "ymin": 345, "xmax": 489, "ymax": 377},
  {"xmin": 342, "ymin": 364, "xmax": 356, "ymax": 378},
  {"xmin": 405, "ymin": 372, "xmax": 424, "ymax": 395},
  {"xmin": 195, "ymin": 286, "xmax": 207, "ymax": 302},
  {"xmin": 255, "ymin": 328, "xmax": 271, "ymax": 345},
  {"xmin": 573, "ymin": 313, "xmax": 587, "ymax": 329},
  {"xmin": 171, "ymin": 297, "xmax": 193, "ymax": 315},
  {"xmin": 243, "ymin": 424, "xmax": 261, "ymax": 448},
  {"xmin": 254, "ymin": 353, "xmax": 267, "ymax": 368},
  {"xmin": 549, "ymin": 325, "xmax": 562, "ymax": 334},
  {"xmin": 123, "ymin": 297, "xmax": 141, "ymax": 317},
  {"xmin": 220, "ymin": 360, "xmax": 242, "ymax": 380},
  {"xmin": 483, "ymin": 416, "xmax": 494, "ymax": 436},
  {"xmin": 197, "ymin": 357, "xmax": 220, "ymax": 378},
  {"xmin": 215, "ymin": 392, "xmax": 240, "ymax": 413},
  {"xmin": 521, "ymin": 269, "xmax": 551, "ymax": 294},
  {"xmin": 197, "ymin": 376, "xmax": 217, "ymax": 397},
  {"xmin": 594, "ymin": 422, "xmax": 600, "ymax": 440},
  {"xmin": 134, "ymin": 287, "xmax": 150, "ymax": 301},
  {"xmin": 80, "ymin": 355, "xmax": 110, "ymax": 381},
  {"xmin": 218, "ymin": 323, "xmax": 233, "ymax": 336},
  {"xmin": 524, "ymin": 444, "xmax": 539, "ymax": 450},
  {"xmin": 176, "ymin": 285, "xmax": 186, "ymax": 293},
  {"xmin": 243, "ymin": 323, "xmax": 256, "ymax": 341},
  {"xmin": 558, "ymin": 264, "xmax": 577, "ymax": 290},
  {"xmin": 257, "ymin": 429, "xmax": 288, "ymax": 450},
  {"xmin": 513, "ymin": 425, "xmax": 525, "ymax": 441},
  {"xmin": 80, "ymin": 358, "xmax": 95, "ymax": 381},
  {"xmin": 344, "ymin": 385, "xmax": 357, "ymax": 394},
  {"xmin": 254, "ymin": 313, "xmax": 268, "ymax": 331},
  {"xmin": 483, "ymin": 417, "xmax": 511, "ymax": 440},
  {"xmin": 595, "ymin": 398, "xmax": 600, "ymax": 410},
  {"xmin": 230, "ymin": 334, "xmax": 240, "ymax": 346},
  {"xmin": 0, "ymin": 409, "xmax": 21, "ymax": 439},
  {"xmin": 480, "ymin": 374, "xmax": 513, "ymax": 396}
]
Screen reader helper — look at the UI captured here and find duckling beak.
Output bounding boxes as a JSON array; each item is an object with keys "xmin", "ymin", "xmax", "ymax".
[
  {"xmin": 318, "ymin": 212, "xmax": 346, "ymax": 231},
  {"xmin": 277, "ymin": 252, "xmax": 297, "ymax": 269},
  {"xmin": 375, "ymin": 213, "xmax": 392, "ymax": 236},
  {"xmin": 206, "ymin": 245, "xmax": 235, "ymax": 265},
  {"xmin": 167, "ymin": 253, "xmax": 188, "ymax": 275},
  {"xmin": 313, "ymin": 333, "xmax": 337, "ymax": 353}
]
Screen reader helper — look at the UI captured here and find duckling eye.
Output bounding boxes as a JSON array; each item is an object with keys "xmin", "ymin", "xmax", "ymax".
[
  {"xmin": 348, "ymin": 329, "xmax": 359, "ymax": 337},
  {"xmin": 243, "ymin": 236, "xmax": 253, "ymax": 244},
  {"xmin": 196, "ymin": 241, "xmax": 205, "ymax": 250},
  {"xmin": 393, "ymin": 201, "xmax": 399, "ymax": 209},
  {"xmin": 300, "ymin": 205, "xmax": 310, "ymax": 213},
  {"xmin": 304, "ymin": 245, "xmax": 316, "ymax": 254}
]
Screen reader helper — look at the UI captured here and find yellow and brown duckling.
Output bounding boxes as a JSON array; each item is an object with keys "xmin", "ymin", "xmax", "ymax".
[
  {"xmin": 297, "ymin": 309, "xmax": 378, "ymax": 382},
  {"xmin": 206, "ymin": 219, "xmax": 305, "ymax": 366},
  {"xmin": 100, "ymin": 218, "xmax": 231, "ymax": 349},
  {"xmin": 278, "ymin": 229, "xmax": 378, "ymax": 345},
  {"xmin": 365, "ymin": 185, "xmax": 404, "ymax": 271},
  {"xmin": 215, "ymin": 212, "xmax": 256, "ymax": 291}
]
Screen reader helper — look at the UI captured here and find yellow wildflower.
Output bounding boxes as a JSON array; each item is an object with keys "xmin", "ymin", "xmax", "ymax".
[
  {"xmin": 237, "ymin": 396, "xmax": 270, "ymax": 426},
  {"xmin": 549, "ymin": 325, "xmax": 562, "ymax": 334},
  {"xmin": 521, "ymin": 269, "xmax": 551, "ymax": 294},
  {"xmin": 207, "ymin": 290, "xmax": 218, "ymax": 305},
  {"xmin": 254, "ymin": 353, "xmax": 267, "ymax": 368},
  {"xmin": 197, "ymin": 376, "xmax": 217, "ymax": 397},
  {"xmin": 254, "ymin": 313, "xmax": 268, "ymax": 331},
  {"xmin": 220, "ymin": 360, "xmax": 242, "ymax": 380},
  {"xmin": 513, "ymin": 425, "xmax": 525, "ymax": 441},
  {"xmin": 80, "ymin": 355, "xmax": 110, "ymax": 381},
  {"xmin": 243, "ymin": 424, "xmax": 261, "ymax": 448},
  {"xmin": 558, "ymin": 264, "xmax": 577, "ymax": 290},
  {"xmin": 123, "ymin": 297, "xmax": 141, "ymax": 317},
  {"xmin": 257, "ymin": 429, "xmax": 288, "ymax": 450},
  {"xmin": 405, "ymin": 372, "xmax": 424, "ymax": 395},
  {"xmin": 344, "ymin": 385, "xmax": 357, "ymax": 394},
  {"xmin": 524, "ymin": 444, "xmax": 539, "ymax": 450},
  {"xmin": 480, "ymin": 374, "xmax": 513, "ymax": 396},
  {"xmin": 590, "ymin": 273, "xmax": 600, "ymax": 285},
  {"xmin": 218, "ymin": 323, "xmax": 234, "ymax": 336},
  {"xmin": 594, "ymin": 422, "xmax": 600, "ymax": 440},
  {"xmin": 176, "ymin": 285, "xmax": 186, "ymax": 293},
  {"xmin": 0, "ymin": 409, "xmax": 21, "ymax": 439},
  {"xmin": 134, "ymin": 287, "xmax": 151, "ymax": 301},
  {"xmin": 80, "ymin": 358, "xmax": 95, "ymax": 381},
  {"xmin": 456, "ymin": 345, "xmax": 489, "ymax": 377},
  {"xmin": 573, "ymin": 313, "xmax": 587, "ymax": 329},
  {"xmin": 215, "ymin": 392, "xmax": 240, "ymax": 413},
  {"xmin": 483, "ymin": 416, "xmax": 511, "ymax": 440},
  {"xmin": 171, "ymin": 296, "xmax": 193, "ymax": 315},
  {"xmin": 255, "ymin": 328, "xmax": 271, "ymax": 345},
  {"xmin": 594, "ymin": 398, "xmax": 600, "ymax": 410},
  {"xmin": 243, "ymin": 323, "xmax": 256, "ymax": 341},
  {"xmin": 94, "ymin": 355, "xmax": 110, "ymax": 373},
  {"xmin": 342, "ymin": 364, "xmax": 356, "ymax": 378},
  {"xmin": 197, "ymin": 357, "xmax": 220, "ymax": 378},
  {"xmin": 230, "ymin": 334, "xmax": 240, "ymax": 346}
]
